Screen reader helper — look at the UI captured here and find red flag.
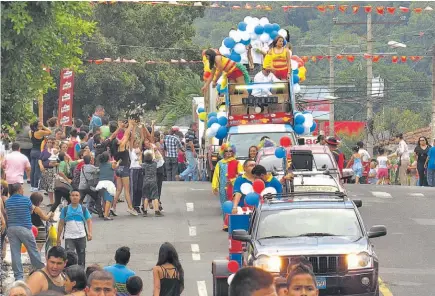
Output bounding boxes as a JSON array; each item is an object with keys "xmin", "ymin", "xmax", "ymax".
[
  {"xmin": 327, "ymin": 5, "xmax": 335, "ymax": 11},
  {"xmin": 376, "ymin": 6, "xmax": 385, "ymax": 15},
  {"xmin": 346, "ymin": 55, "xmax": 355, "ymax": 62},
  {"xmin": 317, "ymin": 5, "xmax": 326, "ymax": 12},
  {"xmin": 413, "ymin": 7, "xmax": 423, "ymax": 13},
  {"xmin": 302, "ymin": 56, "xmax": 309, "ymax": 63},
  {"xmin": 363, "ymin": 53, "xmax": 372, "ymax": 60},
  {"xmin": 399, "ymin": 7, "xmax": 410, "ymax": 13},
  {"xmin": 311, "ymin": 56, "xmax": 317, "ymax": 62},
  {"xmin": 372, "ymin": 55, "xmax": 381, "ymax": 63},
  {"xmin": 336, "ymin": 54, "xmax": 344, "ymax": 60},
  {"xmin": 316, "ymin": 56, "xmax": 324, "ymax": 60},
  {"xmin": 401, "ymin": 56, "xmax": 407, "ymax": 63},
  {"xmin": 392, "ymin": 56, "xmax": 398, "ymax": 63},
  {"xmin": 352, "ymin": 5, "xmax": 360, "ymax": 14},
  {"xmin": 364, "ymin": 6, "xmax": 372, "ymax": 13},
  {"xmin": 387, "ymin": 7, "xmax": 396, "ymax": 14},
  {"xmin": 339, "ymin": 5, "xmax": 348, "ymax": 13}
]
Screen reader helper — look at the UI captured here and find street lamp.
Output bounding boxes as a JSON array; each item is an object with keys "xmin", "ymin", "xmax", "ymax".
[{"xmin": 388, "ymin": 40, "xmax": 406, "ymax": 48}]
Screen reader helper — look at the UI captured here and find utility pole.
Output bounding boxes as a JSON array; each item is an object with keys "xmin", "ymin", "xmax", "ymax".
[
  {"xmin": 432, "ymin": 44, "xmax": 435, "ymax": 142},
  {"xmin": 329, "ymin": 36, "xmax": 335, "ymax": 137},
  {"xmin": 366, "ymin": 13, "xmax": 375, "ymax": 156}
]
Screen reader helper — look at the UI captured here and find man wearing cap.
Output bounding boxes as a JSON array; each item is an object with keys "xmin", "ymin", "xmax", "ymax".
[
  {"xmin": 231, "ymin": 159, "xmax": 256, "ymax": 215},
  {"xmin": 326, "ymin": 137, "xmax": 345, "ymax": 173},
  {"xmin": 163, "ymin": 127, "xmax": 184, "ymax": 181}
]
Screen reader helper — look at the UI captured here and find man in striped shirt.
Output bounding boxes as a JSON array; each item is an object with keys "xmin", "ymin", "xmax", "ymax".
[{"xmin": 5, "ymin": 183, "xmax": 45, "ymax": 280}]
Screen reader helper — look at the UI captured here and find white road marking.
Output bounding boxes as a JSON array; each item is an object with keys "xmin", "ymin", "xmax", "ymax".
[
  {"xmin": 371, "ymin": 191, "xmax": 392, "ymax": 198},
  {"xmin": 412, "ymin": 218, "xmax": 435, "ymax": 226},
  {"xmin": 190, "ymin": 188, "xmax": 206, "ymax": 191},
  {"xmin": 191, "ymin": 244, "xmax": 201, "ymax": 260},
  {"xmin": 409, "ymin": 193, "xmax": 425, "ymax": 197},
  {"xmin": 186, "ymin": 203, "xmax": 194, "ymax": 212},
  {"xmin": 197, "ymin": 280, "xmax": 208, "ymax": 296},
  {"xmin": 189, "ymin": 226, "xmax": 197, "ymax": 236}
]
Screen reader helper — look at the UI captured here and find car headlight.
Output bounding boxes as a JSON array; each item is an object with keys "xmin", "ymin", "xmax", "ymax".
[
  {"xmin": 253, "ymin": 255, "xmax": 281, "ymax": 273},
  {"xmin": 347, "ymin": 252, "xmax": 372, "ymax": 269}
]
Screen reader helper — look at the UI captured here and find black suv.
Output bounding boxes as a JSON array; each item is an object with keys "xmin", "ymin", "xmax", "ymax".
[{"xmin": 232, "ymin": 193, "xmax": 387, "ymax": 296}]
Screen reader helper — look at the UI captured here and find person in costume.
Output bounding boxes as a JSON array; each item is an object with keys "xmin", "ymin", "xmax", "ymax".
[
  {"xmin": 211, "ymin": 143, "xmax": 243, "ymax": 231},
  {"xmin": 263, "ymin": 36, "xmax": 292, "ymax": 81},
  {"xmin": 201, "ymin": 49, "xmax": 250, "ymax": 95}
]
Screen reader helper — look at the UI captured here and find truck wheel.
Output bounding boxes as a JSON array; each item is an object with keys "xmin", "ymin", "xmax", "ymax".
[{"xmin": 213, "ymin": 277, "xmax": 229, "ymax": 296}]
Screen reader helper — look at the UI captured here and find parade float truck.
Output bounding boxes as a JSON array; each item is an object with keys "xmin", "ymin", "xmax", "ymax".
[{"xmin": 224, "ymin": 80, "xmax": 297, "ymax": 162}]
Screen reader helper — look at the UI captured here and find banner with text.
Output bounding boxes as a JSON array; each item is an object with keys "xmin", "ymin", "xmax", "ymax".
[{"xmin": 58, "ymin": 69, "xmax": 74, "ymax": 126}]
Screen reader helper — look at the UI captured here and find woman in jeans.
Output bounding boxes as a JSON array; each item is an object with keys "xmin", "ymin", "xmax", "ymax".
[
  {"xmin": 414, "ymin": 136, "xmax": 431, "ymax": 186},
  {"xmin": 29, "ymin": 121, "xmax": 51, "ymax": 191}
]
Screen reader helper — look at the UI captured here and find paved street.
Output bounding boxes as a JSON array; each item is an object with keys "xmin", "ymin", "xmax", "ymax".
[{"xmin": 2, "ymin": 182, "xmax": 434, "ymax": 296}]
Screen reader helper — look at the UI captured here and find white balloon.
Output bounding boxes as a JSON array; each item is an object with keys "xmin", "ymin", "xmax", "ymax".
[
  {"xmin": 244, "ymin": 16, "xmax": 253, "ymax": 24},
  {"xmin": 259, "ymin": 17, "xmax": 269, "ymax": 26},
  {"xmin": 250, "ymin": 33, "xmax": 258, "ymax": 40},
  {"xmin": 233, "ymin": 31, "xmax": 242, "ymax": 43},
  {"xmin": 293, "ymin": 83, "xmax": 301, "ymax": 93},
  {"xmin": 228, "ymin": 273, "xmax": 235, "ymax": 285},
  {"xmin": 217, "ymin": 111, "xmax": 226, "ymax": 118},
  {"xmin": 210, "ymin": 123, "xmax": 221, "ymax": 133},
  {"xmin": 234, "ymin": 43, "xmax": 246, "ymax": 54},
  {"xmin": 241, "ymin": 183, "xmax": 254, "ymax": 195},
  {"xmin": 206, "ymin": 128, "xmax": 216, "ymax": 138},
  {"xmin": 261, "ymin": 187, "xmax": 277, "ymax": 197},
  {"xmin": 304, "ymin": 113, "xmax": 314, "ymax": 122},
  {"xmin": 246, "ymin": 23, "xmax": 255, "ymax": 34},
  {"xmin": 251, "ymin": 17, "xmax": 260, "ymax": 26},
  {"xmin": 303, "ymin": 126, "xmax": 311, "ymax": 135},
  {"xmin": 303, "ymin": 120, "xmax": 312, "ymax": 128},
  {"xmin": 219, "ymin": 45, "xmax": 231, "ymax": 56},
  {"xmin": 241, "ymin": 31, "xmax": 250, "ymax": 41},
  {"xmin": 291, "ymin": 59, "xmax": 298, "ymax": 70},
  {"xmin": 259, "ymin": 33, "xmax": 270, "ymax": 43},
  {"xmin": 255, "ymin": 106, "xmax": 262, "ymax": 113},
  {"xmin": 278, "ymin": 29, "xmax": 287, "ymax": 38},
  {"xmin": 229, "ymin": 30, "xmax": 238, "ymax": 39}
]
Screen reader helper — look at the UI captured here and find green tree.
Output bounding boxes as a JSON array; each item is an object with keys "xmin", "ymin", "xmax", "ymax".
[{"xmin": 1, "ymin": 1, "xmax": 95, "ymax": 126}]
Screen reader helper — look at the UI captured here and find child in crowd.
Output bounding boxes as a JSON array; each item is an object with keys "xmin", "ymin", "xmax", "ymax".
[
  {"xmin": 177, "ymin": 144, "xmax": 186, "ymax": 176},
  {"xmin": 30, "ymin": 192, "xmax": 53, "ymax": 250},
  {"xmin": 141, "ymin": 151, "xmax": 162, "ymax": 217},
  {"xmin": 376, "ymin": 148, "xmax": 390, "ymax": 185},
  {"xmin": 347, "ymin": 146, "xmax": 363, "ymax": 184},
  {"xmin": 368, "ymin": 161, "xmax": 378, "ymax": 184},
  {"xmin": 126, "ymin": 276, "xmax": 143, "ymax": 296},
  {"xmin": 408, "ymin": 159, "xmax": 418, "ymax": 186}
]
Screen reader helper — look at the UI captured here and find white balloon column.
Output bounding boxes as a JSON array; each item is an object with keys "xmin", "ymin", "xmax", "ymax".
[{"xmin": 293, "ymin": 112, "xmax": 317, "ymax": 135}]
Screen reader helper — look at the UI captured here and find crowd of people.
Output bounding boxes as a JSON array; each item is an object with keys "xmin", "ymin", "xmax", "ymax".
[{"xmin": 5, "ymin": 243, "xmax": 184, "ymax": 296}]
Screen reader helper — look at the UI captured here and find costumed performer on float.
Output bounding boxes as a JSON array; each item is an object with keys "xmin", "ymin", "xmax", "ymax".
[
  {"xmin": 211, "ymin": 143, "xmax": 243, "ymax": 231},
  {"xmin": 201, "ymin": 49, "xmax": 250, "ymax": 95},
  {"xmin": 263, "ymin": 36, "xmax": 292, "ymax": 81}
]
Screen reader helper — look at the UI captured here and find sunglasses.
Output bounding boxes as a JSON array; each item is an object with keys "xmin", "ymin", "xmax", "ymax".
[{"xmin": 225, "ymin": 150, "xmax": 233, "ymax": 153}]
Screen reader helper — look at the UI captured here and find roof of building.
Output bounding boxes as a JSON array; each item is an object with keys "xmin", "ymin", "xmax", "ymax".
[{"xmin": 379, "ymin": 126, "xmax": 432, "ymax": 146}]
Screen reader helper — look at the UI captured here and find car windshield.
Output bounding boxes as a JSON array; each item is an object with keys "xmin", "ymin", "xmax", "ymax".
[
  {"xmin": 257, "ymin": 208, "xmax": 362, "ymax": 239},
  {"xmin": 294, "ymin": 185, "xmax": 339, "ymax": 192},
  {"xmin": 228, "ymin": 132, "xmax": 295, "ymax": 159},
  {"xmin": 313, "ymin": 154, "xmax": 335, "ymax": 170}
]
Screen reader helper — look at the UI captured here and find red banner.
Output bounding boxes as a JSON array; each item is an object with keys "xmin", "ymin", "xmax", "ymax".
[{"xmin": 58, "ymin": 69, "xmax": 74, "ymax": 126}]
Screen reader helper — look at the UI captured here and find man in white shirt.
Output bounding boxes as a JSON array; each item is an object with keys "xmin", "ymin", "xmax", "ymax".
[
  {"xmin": 2, "ymin": 143, "xmax": 31, "ymax": 190},
  {"xmin": 389, "ymin": 133, "xmax": 410, "ymax": 186},
  {"xmin": 241, "ymin": 40, "xmax": 269, "ymax": 74},
  {"xmin": 252, "ymin": 68, "xmax": 281, "ymax": 97}
]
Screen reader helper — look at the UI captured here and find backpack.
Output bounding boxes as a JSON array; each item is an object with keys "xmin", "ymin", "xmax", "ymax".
[
  {"xmin": 71, "ymin": 166, "xmax": 81, "ymax": 190},
  {"xmin": 61, "ymin": 205, "xmax": 88, "ymax": 239}
]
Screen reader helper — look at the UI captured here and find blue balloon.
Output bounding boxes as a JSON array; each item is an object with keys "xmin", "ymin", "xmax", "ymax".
[
  {"xmin": 254, "ymin": 25, "xmax": 264, "ymax": 35},
  {"xmin": 293, "ymin": 69, "xmax": 299, "ymax": 75},
  {"xmin": 229, "ymin": 51, "xmax": 241, "ymax": 63},
  {"xmin": 207, "ymin": 116, "xmax": 218, "ymax": 128},
  {"xmin": 294, "ymin": 113, "xmax": 305, "ymax": 125},
  {"xmin": 197, "ymin": 107, "xmax": 205, "ymax": 113},
  {"xmin": 284, "ymin": 39, "xmax": 288, "ymax": 46},
  {"xmin": 275, "ymin": 147, "xmax": 286, "ymax": 159},
  {"xmin": 224, "ymin": 37, "xmax": 236, "ymax": 49},
  {"xmin": 294, "ymin": 124, "xmax": 305, "ymax": 135},
  {"xmin": 208, "ymin": 112, "xmax": 217, "ymax": 119},
  {"xmin": 264, "ymin": 24, "xmax": 274, "ymax": 34},
  {"xmin": 272, "ymin": 23, "xmax": 280, "ymax": 32},
  {"xmin": 238, "ymin": 22, "xmax": 248, "ymax": 31},
  {"xmin": 218, "ymin": 116, "xmax": 228, "ymax": 126},
  {"xmin": 310, "ymin": 121, "xmax": 317, "ymax": 132},
  {"xmin": 269, "ymin": 31, "xmax": 278, "ymax": 40},
  {"xmin": 241, "ymin": 38, "xmax": 251, "ymax": 45},
  {"xmin": 293, "ymin": 75, "xmax": 300, "ymax": 84},
  {"xmin": 215, "ymin": 126, "xmax": 228, "ymax": 140},
  {"xmin": 222, "ymin": 200, "xmax": 233, "ymax": 214},
  {"xmin": 245, "ymin": 192, "xmax": 260, "ymax": 207}
]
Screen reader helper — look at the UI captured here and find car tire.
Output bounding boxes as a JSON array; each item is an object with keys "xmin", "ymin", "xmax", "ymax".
[{"xmin": 213, "ymin": 277, "xmax": 229, "ymax": 296}]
